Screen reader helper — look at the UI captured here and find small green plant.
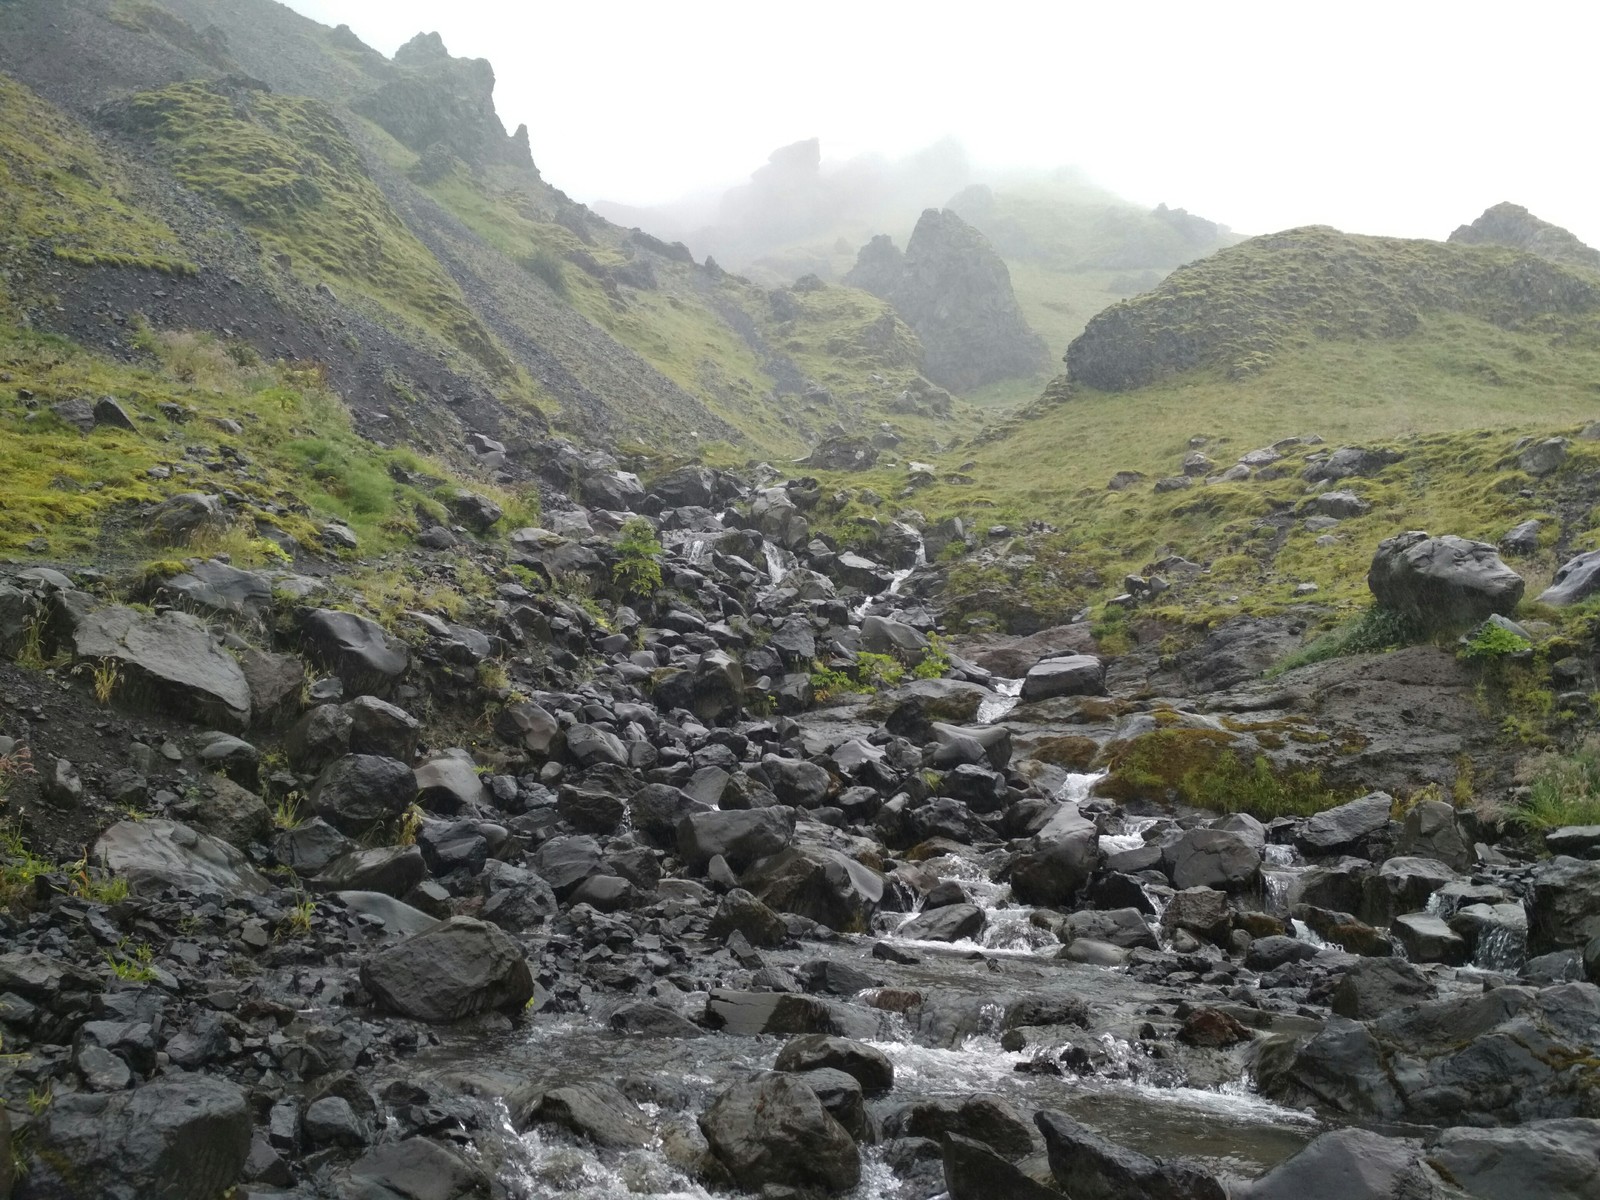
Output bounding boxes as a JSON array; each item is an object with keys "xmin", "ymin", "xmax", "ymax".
[
  {"xmin": 280, "ymin": 893, "xmax": 315, "ymax": 938},
  {"xmin": 477, "ymin": 659, "xmax": 510, "ymax": 692},
  {"xmin": 26, "ymin": 1081, "xmax": 52, "ymax": 1115},
  {"xmin": 67, "ymin": 857, "xmax": 129, "ymax": 905},
  {"xmin": 912, "ymin": 633, "xmax": 953, "ymax": 680},
  {"xmin": 105, "ymin": 937, "xmax": 156, "ymax": 982},
  {"xmin": 1458, "ymin": 622, "xmax": 1531, "ymax": 662},
  {"xmin": 14, "ymin": 617, "xmax": 48, "ymax": 670},
  {"xmin": 854, "ymin": 652, "xmax": 905, "ymax": 689},
  {"xmin": 270, "ymin": 790, "xmax": 304, "ymax": 831},
  {"xmin": 612, "ymin": 517, "xmax": 664, "ymax": 598},
  {"xmin": 91, "ymin": 657, "xmax": 122, "ymax": 705},
  {"xmin": 397, "ymin": 803, "xmax": 425, "ymax": 846},
  {"xmin": 0, "ymin": 818, "xmax": 52, "ymax": 911},
  {"xmin": 0, "ymin": 744, "xmax": 35, "ymax": 806}
]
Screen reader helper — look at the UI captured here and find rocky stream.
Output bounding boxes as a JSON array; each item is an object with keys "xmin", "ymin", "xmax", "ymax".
[{"xmin": 1, "ymin": 455, "xmax": 1598, "ymax": 1199}]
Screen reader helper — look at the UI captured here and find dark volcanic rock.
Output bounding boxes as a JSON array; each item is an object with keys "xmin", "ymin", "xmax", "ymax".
[
  {"xmin": 1367, "ymin": 531, "xmax": 1524, "ymax": 633},
  {"xmin": 1035, "ymin": 1109, "xmax": 1225, "ymax": 1200},
  {"xmin": 698, "ymin": 1072, "xmax": 860, "ymax": 1194},
  {"xmin": 360, "ymin": 916, "xmax": 533, "ymax": 1023},
  {"xmin": 844, "ymin": 209, "xmax": 1048, "ymax": 391},
  {"xmin": 23, "ymin": 1075, "xmax": 252, "ymax": 1200}
]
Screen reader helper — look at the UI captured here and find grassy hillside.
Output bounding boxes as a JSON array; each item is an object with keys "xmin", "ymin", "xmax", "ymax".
[
  {"xmin": 796, "ymin": 304, "xmax": 1600, "ymax": 633},
  {"xmin": 0, "ymin": 75, "xmax": 192, "ymax": 277},
  {"xmin": 1067, "ymin": 225, "xmax": 1600, "ymax": 391}
]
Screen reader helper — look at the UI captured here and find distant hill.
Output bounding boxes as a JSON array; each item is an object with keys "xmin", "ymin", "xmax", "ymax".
[
  {"xmin": 1448, "ymin": 201, "xmax": 1600, "ymax": 274},
  {"xmin": 1065, "ymin": 224, "xmax": 1600, "ymax": 391}
]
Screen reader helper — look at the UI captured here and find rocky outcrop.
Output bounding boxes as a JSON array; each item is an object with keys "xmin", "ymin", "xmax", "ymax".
[
  {"xmin": 1367, "ymin": 531, "xmax": 1524, "ymax": 633},
  {"xmin": 1448, "ymin": 202, "xmax": 1600, "ymax": 273},
  {"xmin": 844, "ymin": 209, "xmax": 1048, "ymax": 391},
  {"xmin": 353, "ymin": 31, "xmax": 534, "ymax": 170}
]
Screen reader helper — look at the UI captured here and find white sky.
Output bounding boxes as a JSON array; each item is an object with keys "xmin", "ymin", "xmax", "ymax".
[{"xmin": 280, "ymin": 0, "xmax": 1600, "ymax": 245}]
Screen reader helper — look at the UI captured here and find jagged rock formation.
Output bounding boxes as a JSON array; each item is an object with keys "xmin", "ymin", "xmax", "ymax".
[
  {"xmin": 354, "ymin": 32, "xmax": 534, "ymax": 171},
  {"xmin": 845, "ymin": 208, "xmax": 1049, "ymax": 391},
  {"xmin": 1067, "ymin": 225, "xmax": 1600, "ymax": 391},
  {"xmin": 1448, "ymin": 202, "xmax": 1600, "ymax": 273}
]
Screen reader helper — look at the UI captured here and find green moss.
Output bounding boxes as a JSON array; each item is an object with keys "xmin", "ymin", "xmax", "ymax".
[
  {"xmin": 1100, "ymin": 726, "xmax": 1347, "ymax": 818},
  {"xmin": 116, "ymin": 80, "xmax": 511, "ymax": 378},
  {"xmin": 0, "ymin": 74, "xmax": 193, "ymax": 274}
]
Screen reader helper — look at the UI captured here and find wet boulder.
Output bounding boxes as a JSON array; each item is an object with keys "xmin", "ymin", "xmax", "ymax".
[
  {"xmin": 1359, "ymin": 855, "xmax": 1455, "ymax": 924},
  {"xmin": 1367, "ymin": 531, "xmax": 1524, "ymax": 633},
  {"xmin": 1427, "ymin": 1118, "xmax": 1600, "ymax": 1200},
  {"xmin": 861, "ymin": 614, "xmax": 929, "ymax": 657},
  {"xmin": 1294, "ymin": 791, "xmax": 1393, "ymax": 858},
  {"xmin": 942, "ymin": 1132, "xmax": 1061, "ymax": 1200},
  {"xmin": 1034, "ymin": 1110, "xmax": 1226, "ymax": 1200},
  {"xmin": 1160, "ymin": 886, "xmax": 1233, "ymax": 944},
  {"xmin": 698, "ymin": 1072, "xmax": 860, "ymax": 1194},
  {"xmin": 896, "ymin": 902, "xmax": 985, "ymax": 942},
  {"xmin": 310, "ymin": 845, "xmax": 426, "ymax": 898},
  {"xmin": 1529, "ymin": 856, "xmax": 1600, "ymax": 953},
  {"xmin": 678, "ymin": 807, "xmax": 796, "ymax": 873},
  {"xmin": 495, "ymin": 700, "xmax": 564, "ymax": 757},
  {"xmin": 709, "ymin": 888, "xmax": 789, "ymax": 948},
  {"xmin": 22, "ymin": 1075, "xmax": 252, "ymax": 1200},
  {"xmin": 72, "ymin": 605, "xmax": 252, "ymax": 730},
  {"xmin": 884, "ymin": 1094, "xmax": 1035, "ymax": 1161},
  {"xmin": 334, "ymin": 1137, "xmax": 491, "ymax": 1200},
  {"xmin": 743, "ymin": 845, "xmax": 885, "ymax": 932},
  {"xmin": 774, "ymin": 1035, "xmax": 895, "ymax": 1093},
  {"xmin": 1539, "ymin": 549, "xmax": 1600, "ymax": 607},
  {"xmin": 1019, "ymin": 654, "xmax": 1106, "ymax": 702},
  {"xmin": 1396, "ymin": 799, "xmax": 1471, "ymax": 870},
  {"xmin": 1008, "ymin": 805, "xmax": 1098, "ymax": 906},
  {"xmin": 1330, "ymin": 957, "xmax": 1435, "ymax": 1019},
  {"xmin": 704, "ymin": 991, "xmax": 840, "ymax": 1037},
  {"xmin": 360, "ymin": 916, "xmax": 534, "ymax": 1023},
  {"xmin": 1165, "ymin": 828, "xmax": 1260, "ymax": 890},
  {"xmin": 1236, "ymin": 1128, "xmax": 1453, "ymax": 1200},
  {"xmin": 311, "ymin": 755, "xmax": 418, "ymax": 835},
  {"xmin": 95, "ymin": 818, "xmax": 269, "ymax": 897},
  {"xmin": 301, "ymin": 609, "xmax": 410, "ymax": 697},
  {"xmin": 523, "ymin": 1082, "xmax": 653, "ymax": 1149}
]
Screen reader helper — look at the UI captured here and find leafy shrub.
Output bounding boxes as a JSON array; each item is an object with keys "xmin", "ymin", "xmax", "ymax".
[
  {"xmin": 611, "ymin": 518, "xmax": 663, "ymax": 597},
  {"xmin": 1458, "ymin": 622, "xmax": 1531, "ymax": 662}
]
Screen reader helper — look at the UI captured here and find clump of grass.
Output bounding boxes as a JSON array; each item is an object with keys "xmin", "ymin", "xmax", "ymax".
[
  {"xmin": 519, "ymin": 248, "xmax": 569, "ymax": 298},
  {"xmin": 1510, "ymin": 745, "xmax": 1600, "ymax": 830},
  {"xmin": 1271, "ymin": 606, "xmax": 1426, "ymax": 676},
  {"xmin": 279, "ymin": 893, "xmax": 315, "ymax": 938},
  {"xmin": 1101, "ymin": 725, "xmax": 1348, "ymax": 818},
  {"xmin": 104, "ymin": 937, "xmax": 157, "ymax": 982}
]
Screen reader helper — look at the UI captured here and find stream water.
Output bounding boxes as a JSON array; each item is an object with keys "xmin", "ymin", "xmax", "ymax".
[{"xmin": 430, "ymin": 541, "xmax": 1326, "ymax": 1196}]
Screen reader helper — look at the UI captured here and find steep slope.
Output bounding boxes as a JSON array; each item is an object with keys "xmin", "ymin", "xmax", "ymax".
[
  {"xmin": 0, "ymin": 0, "xmax": 931, "ymax": 458},
  {"xmin": 1449, "ymin": 201, "xmax": 1600, "ymax": 273}
]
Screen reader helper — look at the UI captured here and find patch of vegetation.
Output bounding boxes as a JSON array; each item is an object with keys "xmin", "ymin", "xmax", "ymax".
[
  {"xmin": 104, "ymin": 937, "xmax": 157, "ymax": 982},
  {"xmin": 0, "ymin": 75, "xmax": 194, "ymax": 274},
  {"xmin": 611, "ymin": 517, "xmax": 663, "ymax": 598},
  {"xmin": 1272, "ymin": 606, "xmax": 1427, "ymax": 675},
  {"xmin": 1510, "ymin": 744, "xmax": 1600, "ymax": 829},
  {"xmin": 1100, "ymin": 726, "xmax": 1348, "ymax": 818},
  {"xmin": 115, "ymin": 80, "xmax": 512, "ymax": 378},
  {"xmin": 519, "ymin": 247, "xmax": 569, "ymax": 298},
  {"xmin": 1458, "ymin": 622, "xmax": 1532, "ymax": 662},
  {"xmin": 0, "ymin": 323, "xmax": 531, "ymax": 559}
]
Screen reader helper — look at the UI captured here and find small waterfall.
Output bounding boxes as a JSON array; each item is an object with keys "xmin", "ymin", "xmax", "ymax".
[
  {"xmin": 976, "ymin": 677, "xmax": 1023, "ymax": 724},
  {"xmin": 1261, "ymin": 870, "xmax": 1296, "ymax": 918},
  {"xmin": 1469, "ymin": 924, "xmax": 1525, "ymax": 972},
  {"xmin": 684, "ymin": 538, "xmax": 709, "ymax": 566},
  {"xmin": 1100, "ymin": 816, "xmax": 1158, "ymax": 855},
  {"xmin": 1058, "ymin": 770, "xmax": 1108, "ymax": 806},
  {"xmin": 1290, "ymin": 918, "xmax": 1330, "ymax": 950},
  {"xmin": 760, "ymin": 539, "xmax": 795, "ymax": 587}
]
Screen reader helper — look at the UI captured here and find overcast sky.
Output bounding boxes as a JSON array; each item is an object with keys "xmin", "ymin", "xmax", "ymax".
[{"xmin": 281, "ymin": 0, "xmax": 1600, "ymax": 245}]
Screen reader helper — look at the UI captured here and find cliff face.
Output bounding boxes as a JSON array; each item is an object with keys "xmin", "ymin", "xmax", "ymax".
[
  {"xmin": 353, "ymin": 31, "xmax": 534, "ymax": 171},
  {"xmin": 845, "ymin": 208, "xmax": 1049, "ymax": 392},
  {"xmin": 1448, "ymin": 202, "xmax": 1600, "ymax": 274}
]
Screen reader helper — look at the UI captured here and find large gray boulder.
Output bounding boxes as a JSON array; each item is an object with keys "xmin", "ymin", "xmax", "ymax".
[
  {"xmin": 1237, "ymin": 1128, "xmax": 1456, "ymax": 1200},
  {"xmin": 1009, "ymin": 805, "xmax": 1098, "ymax": 906},
  {"xmin": 301, "ymin": 609, "xmax": 409, "ymax": 697},
  {"xmin": 94, "ymin": 818, "xmax": 269, "ymax": 897},
  {"xmin": 1539, "ymin": 549, "xmax": 1600, "ymax": 607},
  {"xmin": 360, "ymin": 916, "xmax": 534, "ymax": 1023},
  {"xmin": 312, "ymin": 755, "xmax": 418, "ymax": 835},
  {"xmin": 1034, "ymin": 1110, "xmax": 1225, "ymax": 1200},
  {"xmin": 1294, "ymin": 791, "xmax": 1393, "ymax": 857},
  {"xmin": 72, "ymin": 605, "xmax": 251, "ymax": 730},
  {"xmin": 334, "ymin": 1137, "xmax": 491, "ymax": 1200},
  {"xmin": 1165, "ymin": 828, "xmax": 1260, "ymax": 890},
  {"xmin": 1427, "ymin": 1118, "xmax": 1600, "ymax": 1200},
  {"xmin": 942, "ymin": 1132, "xmax": 1061, "ymax": 1200},
  {"xmin": 21, "ymin": 1075, "xmax": 252, "ymax": 1200},
  {"xmin": 1257, "ymin": 982, "xmax": 1600, "ymax": 1123},
  {"xmin": 743, "ymin": 845, "xmax": 885, "ymax": 932},
  {"xmin": 1020, "ymin": 654, "xmax": 1106, "ymax": 702},
  {"xmin": 1529, "ymin": 856, "xmax": 1600, "ymax": 953},
  {"xmin": 1367, "ymin": 531, "xmax": 1524, "ymax": 632},
  {"xmin": 677, "ymin": 807, "xmax": 795, "ymax": 873},
  {"xmin": 698, "ymin": 1072, "xmax": 860, "ymax": 1194}
]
